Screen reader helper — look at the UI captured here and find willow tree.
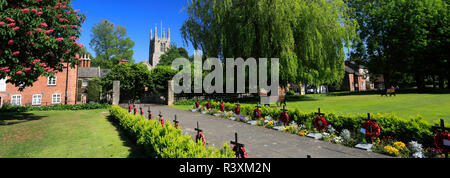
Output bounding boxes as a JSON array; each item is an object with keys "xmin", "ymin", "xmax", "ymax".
[{"xmin": 181, "ymin": 0, "xmax": 358, "ymax": 87}]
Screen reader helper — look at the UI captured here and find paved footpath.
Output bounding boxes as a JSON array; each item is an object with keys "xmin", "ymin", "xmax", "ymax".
[{"xmin": 121, "ymin": 104, "xmax": 389, "ymax": 158}]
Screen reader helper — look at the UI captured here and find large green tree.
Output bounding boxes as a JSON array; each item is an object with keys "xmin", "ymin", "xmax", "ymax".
[
  {"xmin": 0, "ymin": 0, "xmax": 86, "ymax": 90},
  {"xmin": 101, "ymin": 63, "xmax": 151, "ymax": 101},
  {"xmin": 347, "ymin": 0, "xmax": 449, "ymax": 89},
  {"xmin": 181, "ymin": 0, "xmax": 358, "ymax": 87},
  {"xmin": 89, "ymin": 19, "xmax": 135, "ymax": 69}
]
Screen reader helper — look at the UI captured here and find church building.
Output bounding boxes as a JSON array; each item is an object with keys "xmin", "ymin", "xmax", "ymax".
[{"xmin": 144, "ymin": 26, "xmax": 171, "ymax": 70}]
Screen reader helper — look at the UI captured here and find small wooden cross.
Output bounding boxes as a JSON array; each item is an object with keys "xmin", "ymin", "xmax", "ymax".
[
  {"xmin": 363, "ymin": 113, "xmax": 377, "ymax": 122},
  {"xmin": 315, "ymin": 108, "xmax": 325, "ymax": 117},
  {"xmin": 432, "ymin": 119, "xmax": 450, "ymax": 132},
  {"xmin": 173, "ymin": 115, "xmax": 179, "ymax": 126},
  {"xmin": 280, "ymin": 104, "xmax": 288, "ymax": 112},
  {"xmin": 230, "ymin": 132, "xmax": 245, "ymax": 158},
  {"xmin": 195, "ymin": 121, "xmax": 202, "ymax": 135},
  {"xmin": 147, "ymin": 108, "xmax": 152, "ymax": 120}
]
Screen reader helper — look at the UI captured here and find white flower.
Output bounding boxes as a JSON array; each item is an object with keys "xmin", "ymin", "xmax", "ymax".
[
  {"xmin": 340, "ymin": 129, "xmax": 351, "ymax": 142},
  {"xmin": 327, "ymin": 125, "xmax": 336, "ymax": 134},
  {"xmin": 333, "ymin": 136, "xmax": 343, "ymax": 144},
  {"xmin": 408, "ymin": 141, "xmax": 423, "ymax": 153},
  {"xmin": 413, "ymin": 152, "xmax": 425, "ymax": 158}
]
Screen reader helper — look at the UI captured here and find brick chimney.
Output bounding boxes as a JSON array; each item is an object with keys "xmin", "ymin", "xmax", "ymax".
[
  {"xmin": 119, "ymin": 58, "xmax": 128, "ymax": 65},
  {"xmin": 79, "ymin": 54, "xmax": 91, "ymax": 68}
]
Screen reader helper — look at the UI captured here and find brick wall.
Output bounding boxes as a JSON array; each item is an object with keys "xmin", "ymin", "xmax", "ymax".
[{"xmin": 0, "ymin": 63, "xmax": 78, "ymax": 106}]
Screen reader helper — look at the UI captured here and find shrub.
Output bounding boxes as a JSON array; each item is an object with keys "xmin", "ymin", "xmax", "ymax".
[
  {"xmin": 109, "ymin": 105, "xmax": 235, "ymax": 158},
  {"xmin": 0, "ymin": 103, "xmax": 111, "ymax": 113},
  {"xmin": 287, "ymin": 90, "xmax": 295, "ymax": 96}
]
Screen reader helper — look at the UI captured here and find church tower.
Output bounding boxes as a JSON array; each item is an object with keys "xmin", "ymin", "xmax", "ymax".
[{"xmin": 149, "ymin": 26, "xmax": 171, "ymax": 67}]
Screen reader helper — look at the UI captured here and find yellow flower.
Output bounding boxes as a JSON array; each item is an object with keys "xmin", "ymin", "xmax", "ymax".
[
  {"xmin": 298, "ymin": 129, "xmax": 309, "ymax": 136},
  {"xmin": 393, "ymin": 141, "xmax": 406, "ymax": 150},
  {"xmin": 384, "ymin": 145, "xmax": 399, "ymax": 156}
]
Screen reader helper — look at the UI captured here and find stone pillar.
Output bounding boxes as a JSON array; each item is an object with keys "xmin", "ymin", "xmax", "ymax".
[
  {"xmin": 112, "ymin": 80, "xmax": 120, "ymax": 105},
  {"xmin": 300, "ymin": 83, "xmax": 306, "ymax": 95},
  {"xmin": 167, "ymin": 80, "xmax": 174, "ymax": 106}
]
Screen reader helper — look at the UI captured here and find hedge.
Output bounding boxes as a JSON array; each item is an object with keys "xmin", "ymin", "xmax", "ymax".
[
  {"xmin": 0, "ymin": 103, "xmax": 111, "ymax": 113},
  {"xmin": 108, "ymin": 105, "xmax": 235, "ymax": 158},
  {"xmin": 203, "ymin": 100, "xmax": 436, "ymax": 147}
]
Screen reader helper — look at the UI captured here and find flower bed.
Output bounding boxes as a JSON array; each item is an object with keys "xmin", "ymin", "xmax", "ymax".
[
  {"xmin": 109, "ymin": 105, "xmax": 235, "ymax": 158},
  {"xmin": 187, "ymin": 100, "xmax": 448, "ymax": 158}
]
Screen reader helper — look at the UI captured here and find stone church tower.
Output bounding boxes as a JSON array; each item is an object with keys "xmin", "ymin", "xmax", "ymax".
[{"xmin": 148, "ymin": 27, "xmax": 170, "ymax": 68}]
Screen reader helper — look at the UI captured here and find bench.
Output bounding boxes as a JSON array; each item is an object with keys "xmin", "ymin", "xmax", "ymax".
[{"xmin": 381, "ymin": 88, "xmax": 396, "ymax": 97}]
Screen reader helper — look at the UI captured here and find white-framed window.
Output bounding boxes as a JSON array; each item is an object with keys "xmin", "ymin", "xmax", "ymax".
[
  {"xmin": 48, "ymin": 76, "xmax": 57, "ymax": 86},
  {"xmin": 0, "ymin": 78, "xmax": 6, "ymax": 92},
  {"xmin": 32, "ymin": 94, "xmax": 42, "ymax": 105},
  {"xmin": 82, "ymin": 80, "xmax": 88, "ymax": 87},
  {"xmin": 11, "ymin": 95, "xmax": 21, "ymax": 106},
  {"xmin": 52, "ymin": 93, "xmax": 61, "ymax": 104}
]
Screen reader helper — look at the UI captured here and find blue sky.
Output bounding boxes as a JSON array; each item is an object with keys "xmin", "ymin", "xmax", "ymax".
[{"xmin": 71, "ymin": 0, "xmax": 194, "ymax": 63}]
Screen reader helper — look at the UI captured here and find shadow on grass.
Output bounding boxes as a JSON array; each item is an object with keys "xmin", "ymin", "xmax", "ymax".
[
  {"xmin": 0, "ymin": 112, "xmax": 47, "ymax": 126},
  {"xmin": 105, "ymin": 115, "xmax": 148, "ymax": 158}
]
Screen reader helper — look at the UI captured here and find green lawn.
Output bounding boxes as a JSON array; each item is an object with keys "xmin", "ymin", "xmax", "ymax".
[
  {"xmin": 173, "ymin": 93, "xmax": 450, "ymax": 123},
  {"xmin": 0, "ymin": 109, "xmax": 145, "ymax": 158}
]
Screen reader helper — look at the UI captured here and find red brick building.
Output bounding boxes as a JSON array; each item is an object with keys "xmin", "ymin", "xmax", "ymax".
[{"xmin": 0, "ymin": 63, "xmax": 78, "ymax": 106}]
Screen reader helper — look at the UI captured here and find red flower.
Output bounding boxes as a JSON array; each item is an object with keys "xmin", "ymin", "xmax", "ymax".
[
  {"xmin": 0, "ymin": 22, "xmax": 5, "ymax": 26},
  {"xmin": 26, "ymin": 31, "xmax": 33, "ymax": 35},
  {"xmin": 6, "ymin": 17, "xmax": 14, "ymax": 23},
  {"xmin": 361, "ymin": 120, "xmax": 381, "ymax": 138},
  {"xmin": 8, "ymin": 40, "xmax": 14, "ymax": 45},
  {"xmin": 280, "ymin": 112, "xmax": 289, "ymax": 125},
  {"xmin": 35, "ymin": 28, "xmax": 42, "ymax": 32},
  {"xmin": 12, "ymin": 27, "xmax": 20, "ymax": 31},
  {"xmin": 234, "ymin": 105, "xmax": 240, "ymax": 115},
  {"xmin": 7, "ymin": 23, "xmax": 15, "ymax": 28},
  {"xmin": 45, "ymin": 29, "xmax": 53, "ymax": 34},
  {"xmin": 45, "ymin": 36, "xmax": 50, "ymax": 39},
  {"xmin": 40, "ymin": 23, "xmax": 48, "ymax": 28},
  {"xmin": 22, "ymin": 8, "xmax": 30, "ymax": 13},
  {"xmin": 314, "ymin": 115, "xmax": 327, "ymax": 131},
  {"xmin": 56, "ymin": 38, "xmax": 64, "ymax": 42},
  {"xmin": 16, "ymin": 71, "xmax": 23, "ymax": 75},
  {"xmin": 434, "ymin": 132, "xmax": 449, "ymax": 154},
  {"xmin": 32, "ymin": 9, "xmax": 37, "ymax": 13},
  {"xmin": 253, "ymin": 108, "xmax": 261, "ymax": 119},
  {"xmin": 12, "ymin": 51, "xmax": 20, "ymax": 56},
  {"xmin": 57, "ymin": 14, "xmax": 63, "ymax": 18},
  {"xmin": 37, "ymin": 12, "xmax": 43, "ymax": 15},
  {"xmin": 70, "ymin": 36, "xmax": 76, "ymax": 41}
]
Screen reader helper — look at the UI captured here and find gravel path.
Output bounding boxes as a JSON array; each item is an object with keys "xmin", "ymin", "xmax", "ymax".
[{"xmin": 120, "ymin": 104, "xmax": 389, "ymax": 158}]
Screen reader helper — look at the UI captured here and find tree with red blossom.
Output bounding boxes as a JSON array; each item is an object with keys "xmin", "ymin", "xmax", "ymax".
[{"xmin": 0, "ymin": 0, "xmax": 86, "ymax": 90}]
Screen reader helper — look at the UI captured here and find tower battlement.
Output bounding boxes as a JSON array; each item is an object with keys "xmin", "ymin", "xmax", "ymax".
[{"xmin": 149, "ymin": 26, "xmax": 170, "ymax": 67}]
